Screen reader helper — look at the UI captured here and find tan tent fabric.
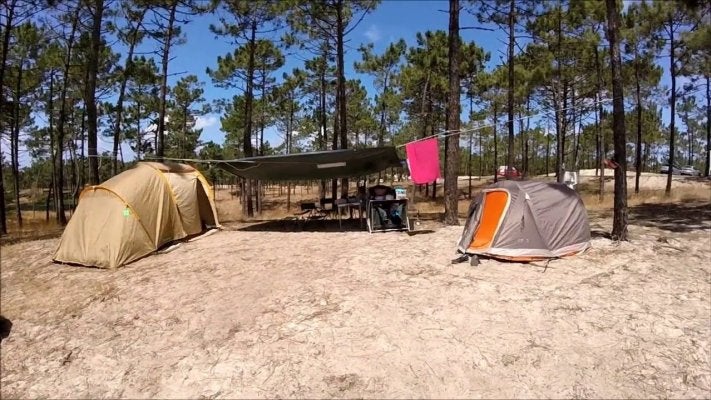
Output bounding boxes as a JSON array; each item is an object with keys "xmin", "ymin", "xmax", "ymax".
[
  {"xmin": 457, "ymin": 180, "xmax": 590, "ymax": 262},
  {"xmin": 53, "ymin": 162, "xmax": 220, "ymax": 269}
]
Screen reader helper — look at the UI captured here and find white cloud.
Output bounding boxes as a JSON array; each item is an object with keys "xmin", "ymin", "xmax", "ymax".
[
  {"xmin": 194, "ymin": 114, "xmax": 218, "ymax": 130},
  {"xmin": 364, "ymin": 24, "xmax": 381, "ymax": 43}
]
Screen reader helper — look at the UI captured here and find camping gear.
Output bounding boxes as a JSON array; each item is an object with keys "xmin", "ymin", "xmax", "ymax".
[
  {"xmin": 405, "ymin": 137, "xmax": 440, "ymax": 184},
  {"xmin": 214, "ymin": 147, "xmax": 402, "ymax": 181},
  {"xmin": 395, "ymin": 187, "xmax": 407, "ymax": 200},
  {"xmin": 456, "ymin": 180, "xmax": 590, "ymax": 262},
  {"xmin": 366, "ymin": 185, "xmax": 410, "ymax": 233},
  {"xmin": 53, "ymin": 162, "xmax": 219, "ymax": 269}
]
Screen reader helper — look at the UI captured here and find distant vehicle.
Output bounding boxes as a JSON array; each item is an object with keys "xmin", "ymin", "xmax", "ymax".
[
  {"xmin": 660, "ymin": 164, "xmax": 681, "ymax": 175},
  {"xmin": 496, "ymin": 166, "xmax": 521, "ymax": 179},
  {"xmin": 680, "ymin": 166, "xmax": 701, "ymax": 176}
]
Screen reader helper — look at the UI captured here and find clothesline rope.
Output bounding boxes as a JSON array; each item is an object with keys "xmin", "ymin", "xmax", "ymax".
[
  {"xmin": 395, "ymin": 97, "xmax": 613, "ymax": 148},
  {"xmin": 139, "ymin": 97, "xmax": 613, "ymax": 164}
]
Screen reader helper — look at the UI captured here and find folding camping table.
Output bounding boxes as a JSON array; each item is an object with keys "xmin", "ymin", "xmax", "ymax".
[{"xmin": 336, "ymin": 201, "xmax": 364, "ymax": 230}]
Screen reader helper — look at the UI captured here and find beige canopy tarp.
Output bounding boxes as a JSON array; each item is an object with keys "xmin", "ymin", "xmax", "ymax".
[{"xmin": 53, "ymin": 162, "xmax": 219, "ymax": 269}]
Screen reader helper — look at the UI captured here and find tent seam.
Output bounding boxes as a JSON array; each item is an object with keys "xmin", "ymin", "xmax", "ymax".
[
  {"xmin": 192, "ymin": 170, "xmax": 221, "ymax": 227},
  {"xmin": 81, "ymin": 186, "xmax": 154, "ymax": 247},
  {"xmin": 141, "ymin": 164, "xmax": 187, "ymax": 237}
]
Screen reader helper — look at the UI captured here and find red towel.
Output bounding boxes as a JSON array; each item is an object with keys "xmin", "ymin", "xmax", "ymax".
[{"xmin": 405, "ymin": 137, "xmax": 440, "ymax": 184}]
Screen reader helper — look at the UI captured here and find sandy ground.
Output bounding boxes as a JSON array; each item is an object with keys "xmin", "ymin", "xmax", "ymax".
[{"xmin": 1, "ymin": 200, "xmax": 710, "ymax": 398}]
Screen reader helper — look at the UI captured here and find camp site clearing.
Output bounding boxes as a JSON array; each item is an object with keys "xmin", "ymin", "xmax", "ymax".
[{"xmin": 1, "ymin": 175, "xmax": 710, "ymax": 398}]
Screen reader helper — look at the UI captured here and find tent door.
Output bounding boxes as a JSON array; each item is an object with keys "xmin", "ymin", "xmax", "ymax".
[{"xmin": 468, "ymin": 190, "xmax": 509, "ymax": 250}]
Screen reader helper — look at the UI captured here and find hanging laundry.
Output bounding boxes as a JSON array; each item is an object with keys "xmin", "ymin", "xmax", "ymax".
[{"xmin": 405, "ymin": 137, "xmax": 440, "ymax": 184}]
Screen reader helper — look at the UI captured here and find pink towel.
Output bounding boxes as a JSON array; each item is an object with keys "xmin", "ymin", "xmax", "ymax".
[{"xmin": 405, "ymin": 137, "xmax": 440, "ymax": 184}]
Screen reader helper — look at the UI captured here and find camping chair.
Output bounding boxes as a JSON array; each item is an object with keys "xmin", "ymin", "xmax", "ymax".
[
  {"xmin": 294, "ymin": 202, "xmax": 319, "ymax": 220},
  {"xmin": 317, "ymin": 198, "xmax": 335, "ymax": 219}
]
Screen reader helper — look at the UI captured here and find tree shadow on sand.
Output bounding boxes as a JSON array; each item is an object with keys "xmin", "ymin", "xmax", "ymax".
[
  {"xmin": 235, "ymin": 218, "xmax": 370, "ymax": 233},
  {"xmin": 629, "ymin": 203, "xmax": 711, "ymax": 233}
]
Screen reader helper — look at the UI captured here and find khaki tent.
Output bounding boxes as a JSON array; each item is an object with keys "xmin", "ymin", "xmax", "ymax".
[
  {"xmin": 457, "ymin": 180, "xmax": 590, "ymax": 262},
  {"xmin": 54, "ymin": 162, "xmax": 219, "ymax": 268}
]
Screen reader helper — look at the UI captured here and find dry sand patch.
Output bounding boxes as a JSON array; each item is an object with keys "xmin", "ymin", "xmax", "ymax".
[{"xmin": 1, "ymin": 204, "xmax": 710, "ymax": 398}]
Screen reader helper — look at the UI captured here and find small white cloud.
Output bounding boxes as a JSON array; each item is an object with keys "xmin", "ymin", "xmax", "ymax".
[
  {"xmin": 364, "ymin": 24, "xmax": 381, "ymax": 43},
  {"xmin": 195, "ymin": 115, "xmax": 218, "ymax": 130}
]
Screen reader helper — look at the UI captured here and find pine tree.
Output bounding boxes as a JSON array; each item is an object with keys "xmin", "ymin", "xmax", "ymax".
[
  {"xmin": 110, "ymin": 2, "xmax": 148, "ymax": 175},
  {"xmin": 444, "ymin": 0, "xmax": 461, "ymax": 225},
  {"xmin": 355, "ymin": 39, "xmax": 406, "ymax": 147},
  {"xmin": 208, "ymin": 0, "xmax": 283, "ymax": 217},
  {"xmin": 623, "ymin": 1, "xmax": 663, "ymax": 193},
  {"xmin": 646, "ymin": 0, "xmax": 701, "ymax": 194},
  {"xmin": 605, "ymin": 0, "xmax": 628, "ymax": 241}
]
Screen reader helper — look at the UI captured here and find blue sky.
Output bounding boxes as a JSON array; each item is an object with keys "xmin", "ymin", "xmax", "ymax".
[
  {"xmin": 86, "ymin": 1, "xmax": 691, "ymax": 159},
  {"xmin": 104, "ymin": 0, "xmax": 511, "ymax": 156}
]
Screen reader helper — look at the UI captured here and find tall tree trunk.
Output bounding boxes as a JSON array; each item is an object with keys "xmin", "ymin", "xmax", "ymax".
[
  {"xmin": 112, "ymin": 8, "xmax": 145, "ymax": 175},
  {"xmin": 420, "ymin": 74, "xmax": 431, "ymax": 139},
  {"xmin": 643, "ymin": 140, "xmax": 650, "ymax": 173},
  {"xmin": 665, "ymin": 16, "xmax": 676, "ymax": 195},
  {"xmin": 569, "ymin": 85, "xmax": 576, "ymax": 169},
  {"xmin": 522, "ymin": 95, "xmax": 531, "ymax": 177},
  {"xmin": 493, "ymin": 102, "xmax": 498, "ymax": 182},
  {"xmin": 545, "ymin": 125, "xmax": 550, "ymax": 177},
  {"xmin": 86, "ymin": 0, "xmax": 105, "ymax": 185},
  {"xmin": 256, "ymin": 73, "xmax": 266, "ymax": 215},
  {"xmin": 705, "ymin": 75, "xmax": 710, "ymax": 177},
  {"xmin": 378, "ymin": 90, "xmax": 387, "ymax": 147},
  {"xmin": 0, "ymin": 0, "xmax": 17, "ymax": 234},
  {"xmin": 594, "ymin": 45, "xmax": 605, "ymax": 201},
  {"xmin": 595, "ymin": 120, "xmax": 600, "ymax": 177},
  {"xmin": 554, "ymin": 0, "xmax": 564, "ymax": 183},
  {"xmin": 431, "ymin": 118, "xmax": 437, "ymax": 200},
  {"xmin": 478, "ymin": 120, "xmax": 483, "ymax": 179},
  {"xmin": 242, "ymin": 20, "xmax": 257, "ymax": 217},
  {"xmin": 336, "ymin": 0, "xmax": 349, "ymax": 199},
  {"xmin": 11, "ymin": 62, "xmax": 23, "ymax": 227},
  {"xmin": 85, "ymin": 0, "xmax": 104, "ymax": 184},
  {"xmin": 556, "ymin": 84, "xmax": 569, "ymax": 183},
  {"xmin": 574, "ymin": 106, "xmax": 582, "ymax": 169},
  {"xmin": 530, "ymin": 134, "xmax": 536, "ymax": 175},
  {"xmin": 468, "ymin": 127, "xmax": 473, "ymax": 197},
  {"xmin": 68, "ymin": 137, "xmax": 78, "ymax": 212},
  {"xmin": 56, "ymin": 12, "xmax": 79, "ymax": 224},
  {"xmin": 157, "ymin": 0, "xmax": 177, "ymax": 159},
  {"xmin": 518, "ymin": 111, "xmax": 525, "ymax": 174},
  {"xmin": 685, "ymin": 105, "xmax": 692, "ymax": 165},
  {"xmin": 318, "ymin": 54, "xmax": 327, "ymax": 198},
  {"xmin": 634, "ymin": 54, "xmax": 643, "ymax": 194},
  {"xmin": 182, "ymin": 105, "xmax": 189, "ymax": 158},
  {"xmin": 420, "ymin": 77, "xmax": 431, "ymax": 197},
  {"xmin": 332, "ymin": 102, "xmax": 339, "ymax": 201},
  {"xmin": 505, "ymin": 0, "xmax": 515, "ymax": 177},
  {"xmin": 49, "ymin": 81, "xmax": 57, "ymax": 222},
  {"xmin": 0, "ymin": 139, "xmax": 5, "ymax": 234},
  {"xmin": 135, "ymin": 101, "xmax": 142, "ymax": 160},
  {"xmin": 286, "ymin": 97, "xmax": 294, "ymax": 211},
  {"xmin": 605, "ymin": 0, "xmax": 628, "ymax": 241},
  {"xmin": 45, "ymin": 180, "xmax": 52, "ymax": 222}
]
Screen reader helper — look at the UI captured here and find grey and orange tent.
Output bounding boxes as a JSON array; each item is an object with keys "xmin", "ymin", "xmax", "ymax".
[
  {"xmin": 456, "ymin": 180, "xmax": 590, "ymax": 263},
  {"xmin": 53, "ymin": 162, "xmax": 219, "ymax": 269}
]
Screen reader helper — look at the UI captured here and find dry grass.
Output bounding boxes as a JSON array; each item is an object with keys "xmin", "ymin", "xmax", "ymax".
[
  {"xmin": 580, "ymin": 187, "xmax": 711, "ymax": 211},
  {"xmin": 1, "ymin": 212, "xmax": 67, "ymax": 245},
  {"xmin": 2, "ymin": 175, "xmax": 709, "ymax": 243}
]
